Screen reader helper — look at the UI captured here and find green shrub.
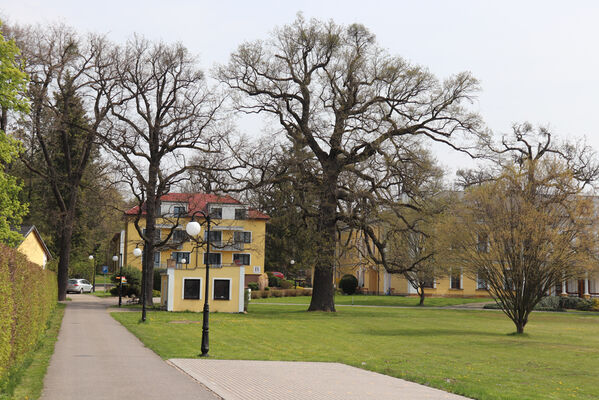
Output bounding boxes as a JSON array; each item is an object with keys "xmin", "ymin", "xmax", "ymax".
[
  {"xmin": 534, "ymin": 296, "xmax": 563, "ymax": 311},
  {"xmin": 271, "ymin": 290, "xmax": 283, "ymax": 297},
  {"xmin": 260, "ymin": 290, "xmax": 271, "ymax": 298},
  {"xmin": 248, "ymin": 282, "xmax": 259, "ymax": 291},
  {"xmin": 280, "ymin": 279, "xmax": 294, "ymax": 289},
  {"xmin": 111, "ymin": 267, "xmax": 142, "ymax": 297},
  {"xmin": 339, "ymin": 274, "xmax": 359, "ymax": 295},
  {"xmin": 559, "ymin": 296, "xmax": 587, "ymax": 309},
  {"xmin": 483, "ymin": 302, "xmax": 502, "ymax": 309},
  {"xmin": 153, "ymin": 289, "xmax": 161, "ymax": 297},
  {"xmin": 575, "ymin": 299, "xmax": 594, "ymax": 311},
  {"xmin": 0, "ymin": 244, "xmax": 57, "ymax": 393}
]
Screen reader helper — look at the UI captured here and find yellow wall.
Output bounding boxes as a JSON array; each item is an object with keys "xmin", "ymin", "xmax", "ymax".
[
  {"xmin": 165, "ymin": 266, "xmax": 244, "ymax": 313},
  {"xmin": 17, "ymin": 232, "xmax": 48, "ymax": 268},
  {"xmin": 123, "ymin": 216, "xmax": 266, "ymax": 277}
]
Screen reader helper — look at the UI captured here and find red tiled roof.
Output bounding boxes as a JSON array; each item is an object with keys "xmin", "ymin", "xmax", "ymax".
[{"xmin": 124, "ymin": 193, "xmax": 269, "ymax": 220}]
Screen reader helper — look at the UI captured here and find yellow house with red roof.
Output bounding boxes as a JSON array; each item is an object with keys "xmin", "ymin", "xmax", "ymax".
[{"xmin": 119, "ymin": 193, "xmax": 268, "ymax": 312}]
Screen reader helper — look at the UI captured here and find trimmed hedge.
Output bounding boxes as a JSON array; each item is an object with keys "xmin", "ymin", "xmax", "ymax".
[
  {"xmin": 0, "ymin": 243, "xmax": 57, "ymax": 392},
  {"xmin": 250, "ymin": 288, "xmax": 312, "ymax": 299}
]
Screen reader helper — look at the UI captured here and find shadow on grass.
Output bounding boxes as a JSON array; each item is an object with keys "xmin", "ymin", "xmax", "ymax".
[{"xmin": 360, "ymin": 327, "xmax": 507, "ymax": 338}]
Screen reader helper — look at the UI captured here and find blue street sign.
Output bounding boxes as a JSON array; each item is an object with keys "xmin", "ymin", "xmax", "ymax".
[{"xmin": 102, "ymin": 265, "xmax": 109, "ymax": 274}]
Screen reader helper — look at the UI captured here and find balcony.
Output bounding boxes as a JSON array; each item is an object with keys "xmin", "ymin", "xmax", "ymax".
[{"xmin": 207, "ymin": 241, "xmax": 245, "ymax": 251}]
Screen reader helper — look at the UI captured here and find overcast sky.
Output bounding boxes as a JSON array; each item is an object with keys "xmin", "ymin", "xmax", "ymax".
[{"xmin": 2, "ymin": 0, "xmax": 599, "ymax": 177}]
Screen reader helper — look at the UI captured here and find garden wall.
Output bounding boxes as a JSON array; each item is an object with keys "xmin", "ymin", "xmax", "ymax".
[{"xmin": 0, "ymin": 243, "xmax": 57, "ymax": 389}]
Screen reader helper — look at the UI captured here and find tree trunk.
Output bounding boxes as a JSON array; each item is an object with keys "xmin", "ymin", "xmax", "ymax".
[
  {"xmin": 57, "ymin": 207, "xmax": 76, "ymax": 301},
  {"xmin": 142, "ymin": 178, "xmax": 158, "ymax": 306},
  {"xmin": 418, "ymin": 287, "xmax": 425, "ymax": 306},
  {"xmin": 308, "ymin": 182, "xmax": 337, "ymax": 312}
]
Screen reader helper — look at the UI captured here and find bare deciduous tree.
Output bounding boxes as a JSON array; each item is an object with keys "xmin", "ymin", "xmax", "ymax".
[
  {"xmin": 100, "ymin": 36, "xmax": 224, "ymax": 305},
  {"xmin": 218, "ymin": 16, "xmax": 484, "ymax": 311}
]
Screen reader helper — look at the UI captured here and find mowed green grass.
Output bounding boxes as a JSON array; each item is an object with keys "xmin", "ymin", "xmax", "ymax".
[
  {"xmin": 112, "ymin": 305, "xmax": 599, "ymax": 400},
  {"xmin": 252, "ymin": 294, "xmax": 490, "ymax": 307}
]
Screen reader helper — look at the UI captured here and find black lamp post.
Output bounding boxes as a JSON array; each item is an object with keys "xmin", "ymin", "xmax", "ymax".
[{"xmin": 186, "ymin": 210, "xmax": 211, "ymax": 357}]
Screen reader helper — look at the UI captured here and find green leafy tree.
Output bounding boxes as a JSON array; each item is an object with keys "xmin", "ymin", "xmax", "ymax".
[{"xmin": 0, "ymin": 22, "xmax": 28, "ymax": 246}]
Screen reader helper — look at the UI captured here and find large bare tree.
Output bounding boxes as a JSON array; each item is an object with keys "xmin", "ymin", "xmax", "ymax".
[
  {"xmin": 218, "ymin": 16, "xmax": 484, "ymax": 311},
  {"xmin": 100, "ymin": 36, "xmax": 223, "ymax": 305}
]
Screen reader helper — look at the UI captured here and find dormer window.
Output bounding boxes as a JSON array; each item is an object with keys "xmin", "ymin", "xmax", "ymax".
[
  {"xmin": 211, "ymin": 207, "xmax": 222, "ymax": 219},
  {"xmin": 173, "ymin": 206, "xmax": 186, "ymax": 217},
  {"xmin": 235, "ymin": 208, "xmax": 247, "ymax": 220}
]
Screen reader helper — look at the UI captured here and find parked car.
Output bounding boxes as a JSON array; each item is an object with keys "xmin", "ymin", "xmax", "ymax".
[{"xmin": 67, "ymin": 278, "xmax": 93, "ymax": 293}]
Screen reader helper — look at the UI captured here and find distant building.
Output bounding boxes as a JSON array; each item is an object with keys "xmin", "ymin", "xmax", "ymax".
[
  {"xmin": 16, "ymin": 225, "xmax": 52, "ymax": 269},
  {"xmin": 117, "ymin": 193, "xmax": 269, "ymax": 312}
]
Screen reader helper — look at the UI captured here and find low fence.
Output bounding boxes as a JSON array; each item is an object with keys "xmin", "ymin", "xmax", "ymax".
[{"xmin": 0, "ymin": 243, "xmax": 57, "ymax": 388}]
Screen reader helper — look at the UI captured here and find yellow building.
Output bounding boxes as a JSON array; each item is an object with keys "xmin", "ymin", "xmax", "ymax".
[
  {"xmin": 336, "ymin": 228, "xmax": 491, "ymax": 298},
  {"xmin": 121, "ymin": 193, "xmax": 268, "ymax": 312},
  {"xmin": 16, "ymin": 225, "xmax": 52, "ymax": 269}
]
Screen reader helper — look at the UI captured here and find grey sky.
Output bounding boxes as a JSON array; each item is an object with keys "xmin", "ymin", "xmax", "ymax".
[{"xmin": 2, "ymin": 0, "xmax": 599, "ymax": 176}]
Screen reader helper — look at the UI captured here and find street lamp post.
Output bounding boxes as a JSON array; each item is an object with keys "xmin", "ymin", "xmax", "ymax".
[
  {"xmin": 185, "ymin": 211, "xmax": 211, "ymax": 357},
  {"xmin": 290, "ymin": 259, "xmax": 296, "ymax": 288},
  {"xmin": 113, "ymin": 255, "xmax": 122, "ymax": 307},
  {"xmin": 89, "ymin": 255, "xmax": 95, "ymax": 292}
]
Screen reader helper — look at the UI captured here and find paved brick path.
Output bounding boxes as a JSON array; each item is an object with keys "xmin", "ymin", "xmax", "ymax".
[{"xmin": 169, "ymin": 359, "xmax": 470, "ymax": 400}]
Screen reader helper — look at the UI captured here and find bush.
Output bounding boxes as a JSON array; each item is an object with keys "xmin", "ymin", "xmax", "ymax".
[
  {"xmin": 339, "ymin": 274, "xmax": 359, "ymax": 295},
  {"xmin": 271, "ymin": 290, "xmax": 283, "ymax": 297},
  {"xmin": 111, "ymin": 267, "xmax": 142, "ymax": 297},
  {"xmin": 483, "ymin": 302, "xmax": 502, "ymax": 309},
  {"xmin": 575, "ymin": 299, "xmax": 594, "ymax": 311},
  {"xmin": 0, "ymin": 244, "xmax": 57, "ymax": 392},
  {"xmin": 280, "ymin": 279, "xmax": 294, "ymax": 289},
  {"xmin": 248, "ymin": 282, "xmax": 259, "ymax": 291},
  {"xmin": 260, "ymin": 290, "xmax": 271, "ymax": 298},
  {"xmin": 534, "ymin": 296, "xmax": 563, "ymax": 311},
  {"xmin": 592, "ymin": 298, "xmax": 599, "ymax": 311},
  {"xmin": 559, "ymin": 296, "xmax": 587, "ymax": 309}
]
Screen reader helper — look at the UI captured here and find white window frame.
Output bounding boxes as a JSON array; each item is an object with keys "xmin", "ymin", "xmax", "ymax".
[
  {"xmin": 182, "ymin": 277, "xmax": 202, "ymax": 300},
  {"xmin": 233, "ymin": 253, "xmax": 251, "ymax": 266},
  {"xmin": 203, "ymin": 252, "xmax": 222, "ymax": 266},
  {"xmin": 450, "ymin": 267, "xmax": 463, "ymax": 290},
  {"xmin": 476, "ymin": 273, "xmax": 488, "ymax": 290},
  {"xmin": 212, "ymin": 278, "xmax": 232, "ymax": 300},
  {"xmin": 173, "ymin": 252, "xmax": 191, "ymax": 264},
  {"xmin": 154, "ymin": 251, "xmax": 161, "ymax": 268}
]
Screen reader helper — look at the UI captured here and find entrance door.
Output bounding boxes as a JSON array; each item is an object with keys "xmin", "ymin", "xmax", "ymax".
[{"xmin": 578, "ymin": 280, "xmax": 585, "ymax": 298}]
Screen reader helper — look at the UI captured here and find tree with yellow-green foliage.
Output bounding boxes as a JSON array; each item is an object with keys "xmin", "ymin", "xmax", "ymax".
[
  {"xmin": 0, "ymin": 22, "xmax": 28, "ymax": 246},
  {"xmin": 445, "ymin": 124, "xmax": 599, "ymax": 333}
]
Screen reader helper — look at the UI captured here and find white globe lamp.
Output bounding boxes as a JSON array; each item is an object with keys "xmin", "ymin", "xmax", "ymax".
[
  {"xmin": 133, "ymin": 247, "xmax": 143, "ymax": 257},
  {"xmin": 186, "ymin": 221, "xmax": 202, "ymax": 237}
]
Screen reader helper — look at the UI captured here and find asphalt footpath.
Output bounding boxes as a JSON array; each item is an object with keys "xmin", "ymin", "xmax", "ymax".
[{"xmin": 40, "ymin": 294, "xmax": 219, "ymax": 400}]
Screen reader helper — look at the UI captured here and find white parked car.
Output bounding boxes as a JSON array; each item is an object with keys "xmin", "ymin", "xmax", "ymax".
[{"xmin": 67, "ymin": 278, "xmax": 93, "ymax": 293}]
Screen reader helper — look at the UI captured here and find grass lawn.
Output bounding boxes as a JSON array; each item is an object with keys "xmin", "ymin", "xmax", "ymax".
[
  {"xmin": 251, "ymin": 294, "xmax": 490, "ymax": 307},
  {"xmin": 3, "ymin": 304, "xmax": 65, "ymax": 400},
  {"xmin": 112, "ymin": 305, "xmax": 599, "ymax": 400},
  {"xmin": 89, "ymin": 291, "xmax": 114, "ymax": 298}
]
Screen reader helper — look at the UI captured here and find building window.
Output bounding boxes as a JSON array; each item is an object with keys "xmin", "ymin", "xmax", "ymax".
[
  {"xmin": 172, "ymin": 230, "xmax": 188, "ymax": 242},
  {"xmin": 204, "ymin": 253, "xmax": 222, "ymax": 266},
  {"xmin": 234, "ymin": 231, "xmax": 252, "ymax": 243},
  {"xmin": 477, "ymin": 273, "xmax": 488, "ymax": 290},
  {"xmin": 183, "ymin": 278, "xmax": 201, "ymax": 300},
  {"xmin": 213, "ymin": 279, "xmax": 230, "ymax": 300},
  {"xmin": 204, "ymin": 230, "xmax": 222, "ymax": 244},
  {"xmin": 233, "ymin": 253, "xmax": 250, "ymax": 266},
  {"xmin": 173, "ymin": 206, "xmax": 186, "ymax": 216},
  {"xmin": 172, "ymin": 252, "xmax": 190, "ymax": 264},
  {"xmin": 154, "ymin": 251, "xmax": 160, "ymax": 268},
  {"xmin": 210, "ymin": 207, "xmax": 222, "ymax": 219},
  {"xmin": 450, "ymin": 269, "xmax": 462, "ymax": 289},
  {"xmin": 421, "ymin": 277, "xmax": 435, "ymax": 289},
  {"xmin": 235, "ymin": 208, "xmax": 247, "ymax": 220},
  {"xmin": 477, "ymin": 233, "xmax": 489, "ymax": 253}
]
